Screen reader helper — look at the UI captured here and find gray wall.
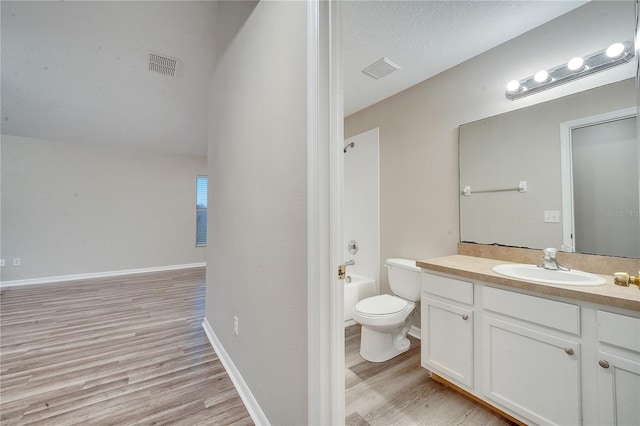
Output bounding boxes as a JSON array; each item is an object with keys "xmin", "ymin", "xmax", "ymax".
[
  {"xmin": 344, "ymin": 0, "xmax": 635, "ymax": 297},
  {"xmin": 206, "ymin": 2, "xmax": 308, "ymax": 425},
  {"xmin": 1, "ymin": 135, "xmax": 207, "ymax": 281}
]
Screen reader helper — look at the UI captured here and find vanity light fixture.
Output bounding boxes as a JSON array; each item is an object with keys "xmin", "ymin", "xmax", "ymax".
[
  {"xmin": 534, "ymin": 70, "xmax": 551, "ymax": 83},
  {"xmin": 605, "ymin": 42, "xmax": 625, "ymax": 58},
  {"xmin": 567, "ymin": 57, "xmax": 585, "ymax": 72},
  {"xmin": 505, "ymin": 41, "xmax": 634, "ymax": 100},
  {"xmin": 506, "ymin": 80, "xmax": 521, "ymax": 93}
]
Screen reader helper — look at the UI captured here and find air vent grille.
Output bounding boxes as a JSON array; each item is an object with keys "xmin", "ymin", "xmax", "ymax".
[
  {"xmin": 362, "ymin": 57, "xmax": 400, "ymax": 79},
  {"xmin": 149, "ymin": 52, "xmax": 179, "ymax": 77}
]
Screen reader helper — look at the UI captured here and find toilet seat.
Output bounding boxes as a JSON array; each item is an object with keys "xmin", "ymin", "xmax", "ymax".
[
  {"xmin": 354, "ymin": 294, "xmax": 408, "ymax": 316},
  {"xmin": 352, "ymin": 258, "xmax": 421, "ymax": 362},
  {"xmin": 353, "ymin": 294, "xmax": 415, "ymax": 331}
]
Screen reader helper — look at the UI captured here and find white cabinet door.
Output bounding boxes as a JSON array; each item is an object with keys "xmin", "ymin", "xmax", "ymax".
[
  {"xmin": 483, "ymin": 316, "xmax": 580, "ymax": 426},
  {"xmin": 597, "ymin": 350, "xmax": 640, "ymax": 426},
  {"xmin": 422, "ymin": 296, "xmax": 473, "ymax": 388}
]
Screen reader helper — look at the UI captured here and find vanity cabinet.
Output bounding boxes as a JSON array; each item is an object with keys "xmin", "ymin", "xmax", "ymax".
[
  {"xmin": 421, "ymin": 273, "xmax": 474, "ymax": 389},
  {"xmin": 595, "ymin": 310, "xmax": 640, "ymax": 425},
  {"xmin": 419, "ymin": 256, "xmax": 640, "ymax": 426},
  {"xmin": 420, "ymin": 268, "xmax": 640, "ymax": 426},
  {"xmin": 482, "ymin": 287, "xmax": 581, "ymax": 425}
]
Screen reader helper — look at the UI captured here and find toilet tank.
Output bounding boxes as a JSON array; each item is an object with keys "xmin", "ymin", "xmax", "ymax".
[{"xmin": 386, "ymin": 258, "xmax": 421, "ymax": 302}]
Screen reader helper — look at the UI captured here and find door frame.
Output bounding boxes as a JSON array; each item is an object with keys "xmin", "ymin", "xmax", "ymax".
[
  {"xmin": 559, "ymin": 106, "xmax": 637, "ymax": 252},
  {"xmin": 307, "ymin": 1, "xmax": 344, "ymax": 424}
]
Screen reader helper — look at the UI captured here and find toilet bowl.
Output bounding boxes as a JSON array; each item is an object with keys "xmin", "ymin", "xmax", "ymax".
[{"xmin": 352, "ymin": 258, "xmax": 421, "ymax": 362}]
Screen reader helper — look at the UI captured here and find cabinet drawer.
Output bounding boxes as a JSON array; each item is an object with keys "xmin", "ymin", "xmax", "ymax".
[
  {"xmin": 422, "ymin": 273, "xmax": 473, "ymax": 305},
  {"xmin": 597, "ymin": 310, "xmax": 640, "ymax": 353},
  {"xmin": 483, "ymin": 286, "xmax": 580, "ymax": 335}
]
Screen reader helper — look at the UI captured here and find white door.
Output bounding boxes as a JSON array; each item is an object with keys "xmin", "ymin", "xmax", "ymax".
[
  {"xmin": 597, "ymin": 350, "xmax": 640, "ymax": 425},
  {"xmin": 422, "ymin": 296, "xmax": 474, "ymax": 388},
  {"xmin": 483, "ymin": 317, "xmax": 581, "ymax": 426},
  {"xmin": 571, "ymin": 116, "xmax": 639, "ymax": 257},
  {"xmin": 560, "ymin": 109, "xmax": 640, "ymax": 257},
  {"xmin": 306, "ymin": 1, "xmax": 344, "ymax": 424}
]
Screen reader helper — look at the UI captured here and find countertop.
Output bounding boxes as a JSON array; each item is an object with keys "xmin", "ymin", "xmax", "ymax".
[{"xmin": 417, "ymin": 255, "xmax": 640, "ymax": 312}]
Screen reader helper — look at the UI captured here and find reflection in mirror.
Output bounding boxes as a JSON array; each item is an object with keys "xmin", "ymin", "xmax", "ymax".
[
  {"xmin": 562, "ymin": 112, "xmax": 639, "ymax": 258},
  {"xmin": 460, "ymin": 79, "xmax": 638, "ymax": 258},
  {"xmin": 458, "ymin": 0, "xmax": 638, "ymax": 259}
]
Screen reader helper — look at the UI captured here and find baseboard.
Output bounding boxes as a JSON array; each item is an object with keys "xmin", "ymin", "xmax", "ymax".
[
  {"xmin": 408, "ymin": 325, "xmax": 421, "ymax": 340},
  {"xmin": 344, "ymin": 319, "xmax": 357, "ymax": 327},
  {"xmin": 202, "ymin": 318, "xmax": 270, "ymax": 426},
  {"xmin": 0, "ymin": 263, "xmax": 206, "ymax": 288}
]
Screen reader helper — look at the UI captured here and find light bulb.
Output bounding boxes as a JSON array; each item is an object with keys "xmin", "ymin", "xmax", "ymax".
[
  {"xmin": 506, "ymin": 80, "xmax": 521, "ymax": 93},
  {"xmin": 534, "ymin": 70, "xmax": 550, "ymax": 83},
  {"xmin": 567, "ymin": 57, "xmax": 585, "ymax": 71},
  {"xmin": 606, "ymin": 42, "xmax": 625, "ymax": 58}
]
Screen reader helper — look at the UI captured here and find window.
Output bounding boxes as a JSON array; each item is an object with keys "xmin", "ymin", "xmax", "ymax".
[{"xmin": 196, "ymin": 176, "xmax": 207, "ymax": 246}]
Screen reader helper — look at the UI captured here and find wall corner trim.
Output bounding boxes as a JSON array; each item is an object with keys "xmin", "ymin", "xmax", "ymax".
[
  {"xmin": 0, "ymin": 263, "xmax": 206, "ymax": 288},
  {"xmin": 201, "ymin": 318, "xmax": 270, "ymax": 426}
]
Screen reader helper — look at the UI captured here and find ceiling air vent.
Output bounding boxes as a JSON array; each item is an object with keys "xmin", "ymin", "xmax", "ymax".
[
  {"xmin": 362, "ymin": 57, "xmax": 400, "ymax": 79},
  {"xmin": 149, "ymin": 52, "xmax": 179, "ymax": 77}
]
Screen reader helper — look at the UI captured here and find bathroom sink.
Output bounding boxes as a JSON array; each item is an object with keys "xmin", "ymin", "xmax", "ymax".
[{"xmin": 492, "ymin": 264, "xmax": 606, "ymax": 286}]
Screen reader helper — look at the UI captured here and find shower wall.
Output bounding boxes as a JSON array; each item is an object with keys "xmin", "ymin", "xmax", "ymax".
[{"xmin": 344, "ymin": 127, "xmax": 380, "ymax": 288}]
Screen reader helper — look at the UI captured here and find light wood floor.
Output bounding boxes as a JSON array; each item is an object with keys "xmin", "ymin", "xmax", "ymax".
[
  {"xmin": 0, "ymin": 268, "xmax": 253, "ymax": 425},
  {"xmin": 345, "ymin": 324, "xmax": 512, "ymax": 426},
  {"xmin": 2, "ymin": 269, "xmax": 513, "ymax": 426}
]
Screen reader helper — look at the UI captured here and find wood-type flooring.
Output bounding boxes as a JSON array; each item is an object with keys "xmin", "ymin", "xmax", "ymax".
[
  {"xmin": 0, "ymin": 268, "xmax": 252, "ymax": 425},
  {"xmin": 2, "ymin": 267, "xmax": 514, "ymax": 426},
  {"xmin": 345, "ymin": 324, "xmax": 512, "ymax": 426}
]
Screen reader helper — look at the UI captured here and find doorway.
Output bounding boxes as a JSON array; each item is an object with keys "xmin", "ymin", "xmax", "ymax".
[{"xmin": 560, "ymin": 108, "xmax": 640, "ymax": 257}]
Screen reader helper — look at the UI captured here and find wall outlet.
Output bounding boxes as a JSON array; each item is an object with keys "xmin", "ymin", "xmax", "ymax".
[
  {"xmin": 12, "ymin": 257, "xmax": 21, "ymax": 267},
  {"xmin": 233, "ymin": 316, "xmax": 239, "ymax": 336},
  {"xmin": 544, "ymin": 211, "xmax": 560, "ymax": 223},
  {"xmin": 0, "ymin": 259, "xmax": 5, "ymax": 267}
]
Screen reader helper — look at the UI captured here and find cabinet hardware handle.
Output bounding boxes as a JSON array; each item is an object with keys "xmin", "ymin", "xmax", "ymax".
[
  {"xmin": 599, "ymin": 360, "xmax": 610, "ymax": 369},
  {"xmin": 564, "ymin": 348, "xmax": 575, "ymax": 356},
  {"xmin": 461, "ymin": 314, "xmax": 469, "ymax": 320}
]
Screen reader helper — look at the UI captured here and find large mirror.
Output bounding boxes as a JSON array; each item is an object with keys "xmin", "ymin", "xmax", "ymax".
[{"xmin": 459, "ymin": 0, "xmax": 639, "ymax": 259}]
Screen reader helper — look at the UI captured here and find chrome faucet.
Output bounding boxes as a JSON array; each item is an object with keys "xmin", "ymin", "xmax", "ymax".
[
  {"xmin": 539, "ymin": 248, "xmax": 569, "ymax": 271},
  {"xmin": 345, "ymin": 259, "xmax": 355, "ymax": 266}
]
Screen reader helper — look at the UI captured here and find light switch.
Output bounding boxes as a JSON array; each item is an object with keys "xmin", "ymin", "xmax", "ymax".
[{"xmin": 544, "ymin": 211, "xmax": 560, "ymax": 223}]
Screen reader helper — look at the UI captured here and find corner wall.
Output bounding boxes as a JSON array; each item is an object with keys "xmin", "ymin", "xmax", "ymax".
[
  {"xmin": 1, "ymin": 135, "xmax": 207, "ymax": 282},
  {"xmin": 206, "ymin": 2, "xmax": 308, "ymax": 424}
]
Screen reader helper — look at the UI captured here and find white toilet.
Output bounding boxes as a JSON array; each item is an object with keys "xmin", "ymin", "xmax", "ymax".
[{"xmin": 352, "ymin": 258, "xmax": 421, "ymax": 362}]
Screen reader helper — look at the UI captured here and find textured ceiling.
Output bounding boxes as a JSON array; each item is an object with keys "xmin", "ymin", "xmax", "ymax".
[
  {"xmin": 1, "ymin": 1, "xmax": 217, "ymax": 156},
  {"xmin": 1, "ymin": 1, "xmax": 589, "ymax": 155},
  {"xmin": 342, "ymin": 0, "xmax": 588, "ymax": 116}
]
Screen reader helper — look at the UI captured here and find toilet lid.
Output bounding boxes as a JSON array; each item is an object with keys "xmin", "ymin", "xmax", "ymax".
[{"xmin": 354, "ymin": 294, "xmax": 408, "ymax": 315}]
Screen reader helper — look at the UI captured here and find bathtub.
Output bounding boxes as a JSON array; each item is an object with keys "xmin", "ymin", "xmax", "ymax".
[{"xmin": 344, "ymin": 274, "xmax": 377, "ymax": 324}]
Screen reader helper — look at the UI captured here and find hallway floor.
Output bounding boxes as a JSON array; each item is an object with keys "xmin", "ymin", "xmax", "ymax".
[
  {"xmin": 2, "ymin": 269, "xmax": 514, "ymax": 425},
  {"xmin": 0, "ymin": 268, "xmax": 252, "ymax": 425}
]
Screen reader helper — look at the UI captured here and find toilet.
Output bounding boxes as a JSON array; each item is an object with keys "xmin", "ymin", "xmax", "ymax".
[{"xmin": 352, "ymin": 258, "xmax": 421, "ymax": 362}]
